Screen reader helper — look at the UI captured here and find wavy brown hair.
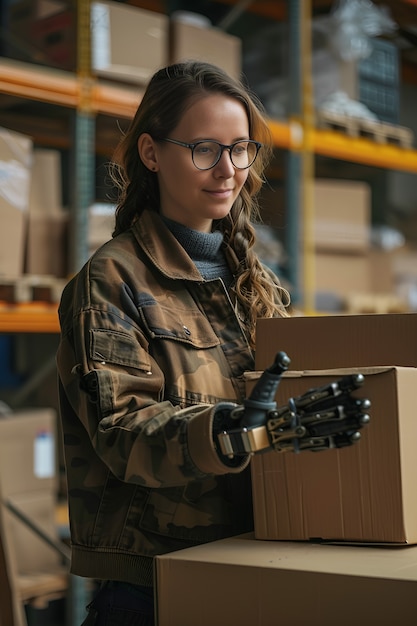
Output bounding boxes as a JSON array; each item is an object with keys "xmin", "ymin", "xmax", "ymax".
[{"xmin": 109, "ymin": 61, "xmax": 290, "ymax": 348}]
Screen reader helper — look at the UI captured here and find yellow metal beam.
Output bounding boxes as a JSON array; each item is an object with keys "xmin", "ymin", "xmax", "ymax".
[
  {"xmin": 0, "ymin": 304, "xmax": 59, "ymax": 333},
  {"xmin": 0, "ymin": 58, "xmax": 79, "ymax": 107},
  {"xmin": 313, "ymin": 128, "xmax": 417, "ymax": 173}
]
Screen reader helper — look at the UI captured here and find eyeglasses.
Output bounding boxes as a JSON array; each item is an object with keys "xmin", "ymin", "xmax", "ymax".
[{"xmin": 160, "ymin": 138, "xmax": 262, "ymax": 171}]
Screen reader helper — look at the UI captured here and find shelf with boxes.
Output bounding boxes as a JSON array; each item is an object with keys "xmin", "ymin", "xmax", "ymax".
[
  {"xmin": 1, "ymin": 56, "xmax": 416, "ymax": 170},
  {"xmin": 1, "ymin": 0, "xmax": 417, "ymax": 331}
]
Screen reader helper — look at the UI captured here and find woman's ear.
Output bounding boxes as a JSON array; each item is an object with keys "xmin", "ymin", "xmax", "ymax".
[{"xmin": 138, "ymin": 133, "xmax": 159, "ymax": 172}]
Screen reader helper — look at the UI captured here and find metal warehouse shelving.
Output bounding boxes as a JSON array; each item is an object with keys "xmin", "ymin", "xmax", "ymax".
[{"xmin": 0, "ymin": 2, "xmax": 417, "ymax": 623}]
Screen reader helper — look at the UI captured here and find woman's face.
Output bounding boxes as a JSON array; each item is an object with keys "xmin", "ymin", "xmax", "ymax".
[{"xmin": 145, "ymin": 94, "xmax": 251, "ymax": 233}]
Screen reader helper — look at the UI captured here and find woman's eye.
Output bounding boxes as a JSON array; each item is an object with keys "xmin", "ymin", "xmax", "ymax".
[
  {"xmin": 196, "ymin": 144, "xmax": 214, "ymax": 155},
  {"xmin": 233, "ymin": 144, "xmax": 247, "ymax": 155}
]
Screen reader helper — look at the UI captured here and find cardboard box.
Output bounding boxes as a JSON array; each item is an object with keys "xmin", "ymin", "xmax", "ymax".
[
  {"xmin": 314, "ymin": 250, "xmax": 371, "ymax": 296},
  {"xmin": 88, "ymin": 202, "xmax": 115, "ymax": 255},
  {"xmin": 313, "ymin": 180, "xmax": 371, "ymax": 253},
  {"xmin": 0, "ymin": 409, "xmax": 61, "ymax": 575},
  {"xmin": 29, "ymin": 148, "xmax": 63, "ymax": 216},
  {"xmin": 368, "ymin": 248, "xmax": 395, "ymax": 294},
  {"xmin": 170, "ymin": 19, "xmax": 241, "ymax": 80},
  {"xmin": 91, "ymin": 1, "xmax": 168, "ymax": 84},
  {"xmin": 0, "ymin": 408, "xmax": 57, "ymax": 497},
  {"xmin": 25, "ymin": 213, "xmax": 68, "ymax": 277},
  {"xmin": 25, "ymin": 148, "xmax": 68, "ymax": 276},
  {"xmin": 4, "ymin": 490, "xmax": 62, "ymax": 573},
  {"xmin": 255, "ymin": 313, "xmax": 417, "ymax": 372},
  {"xmin": 155, "ymin": 533, "xmax": 417, "ymax": 626},
  {"xmin": 0, "ymin": 127, "xmax": 33, "ymax": 276},
  {"xmin": 248, "ymin": 366, "xmax": 417, "ymax": 544}
]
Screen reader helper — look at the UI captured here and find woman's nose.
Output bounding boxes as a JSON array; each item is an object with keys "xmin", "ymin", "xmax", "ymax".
[{"xmin": 213, "ymin": 149, "xmax": 235, "ymax": 177}]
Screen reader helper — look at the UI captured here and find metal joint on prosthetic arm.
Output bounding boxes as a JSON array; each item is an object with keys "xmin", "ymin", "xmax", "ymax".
[{"xmin": 216, "ymin": 351, "xmax": 290, "ymax": 459}]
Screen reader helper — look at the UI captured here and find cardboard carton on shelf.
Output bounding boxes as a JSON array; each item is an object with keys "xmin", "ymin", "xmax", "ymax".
[
  {"xmin": 0, "ymin": 408, "xmax": 57, "ymax": 497},
  {"xmin": 155, "ymin": 533, "xmax": 417, "ymax": 626},
  {"xmin": 26, "ymin": 148, "xmax": 68, "ymax": 277},
  {"xmin": 91, "ymin": 1, "xmax": 168, "ymax": 85},
  {"xmin": 0, "ymin": 127, "xmax": 33, "ymax": 277},
  {"xmin": 313, "ymin": 179, "xmax": 371, "ymax": 254},
  {"xmin": 314, "ymin": 249, "xmax": 371, "ymax": 296},
  {"xmin": 4, "ymin": 490, "xmax": 62, "ymax": 573},
  {"xmin": 250, "ymin": 314, "xmax": 417, "ymax": 544},
  {"xmin": 309, "ymin": 179, "xmax": 372, "ymax": 304},
  {"xmin": 25, "ymin": 213, "xmax": 69, "ymax": 278},
  {"xmin": 88, "ymin": 202, "xmax": 115, "ymax": 256},
  {"xmin": 0, "ymin": 408, "xmax": 63, "ymax": 575},
  {"xmin": 170, "ymin": 15, "xmax": 242, "ymax": 80}
]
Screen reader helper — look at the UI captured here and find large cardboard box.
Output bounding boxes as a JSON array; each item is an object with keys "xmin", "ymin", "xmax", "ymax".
[
  {"xmin": 88, "ymin": 202, "xmax": 115, "ymax": 255},
  {"xmin": 170, "ymin": 18, "xmax": 241, "ymax": 80},
  {"xmin": 155, "ymin": 533, "xmax": 417, "ymax": 626},
  {"xmin": 248, "ymin": 366, "xmax": 417, "ymax": 544},
  {"xmin": 255, "ymin": 313, "xmax": 417, "ymax": 372},
  {"xmin": 91, "ymin": 1, "xmax": 168, "ymax": 84},
  {"xmin": 29, "ymin": 148, "xmax": 63, "ymax": 216},
  {"xmin": 4, "ymin": 490, "xmax": 62, "ymax": 573},
  {"xmin": 25, "ymin": 213, "xmax": 69, "ymax": 277},
  {"xmin": 314, "ymin": 250, "xmax": 371, "ymax": 296},
  {"xmin": 0, "ymin": 408, "xmax": 57, "ymax": 497},
  {"xmin": 0, "ymin": 409, "xmax": 60, "ymax": 573},
  {"xmin": 253, "ymin": 314, "xmax": 417, "ymax": 543},
  {"xmin": 26, "ymin": 148, "xmax": 68, "ymax": 276},
  {"xmin": 313, "ymin": 180, "xmax": 371, "ymax": 253},
  {"xmin": 0, "ymin": 127, "xmax": 33, "ymax": 276}
]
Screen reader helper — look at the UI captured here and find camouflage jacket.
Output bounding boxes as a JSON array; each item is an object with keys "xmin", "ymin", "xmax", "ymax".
[{"xmin": 56, "ymin": 209, "xmax": 255, "ymax": 587}]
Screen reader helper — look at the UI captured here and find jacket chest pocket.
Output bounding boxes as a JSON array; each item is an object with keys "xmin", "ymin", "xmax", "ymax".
[{"xmin": 138, "ymin": 301, "xmax": 220, "ymax": 349}]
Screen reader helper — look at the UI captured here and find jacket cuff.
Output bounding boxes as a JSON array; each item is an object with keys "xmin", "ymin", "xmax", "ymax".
[{"xmin": 187, "ymin": 406, "xmax": 249, "ymax": 475}]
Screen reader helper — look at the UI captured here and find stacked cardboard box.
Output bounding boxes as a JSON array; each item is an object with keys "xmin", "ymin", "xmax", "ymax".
[
  {"xmin": 252, "ymin": 313, "xmax": 417, "ymax": 544},
  {"xmin": 170, "ymin": 14, "xmax": 242, "ymax": 80},
  {"xmin": 88, "ymin": 202, "xmax": 115, "ymax": 256},
  {"xmin": 312, "ymin": 179, "xmax": 372, "ymax": 304},
  {"xmin": 0, "ymin": 128, "xmax": 68, "ymax": 280},
  {"xmin": 0, "ymin": 409, "xmax": 59, "ymax": 573},
  {"xmin": 155, "ymin": 533, "xmax": 417, "ymax": 626},
  {"xmin": 155, "ymin": 313, "xmax": 417, "ymax": 625},
  {"xmin": 0, "ymin": 127, "xmax": 33, "ymax": 277},
  {"xmin": 6, "ymin": 1, "xmax": 242, "ymax": 84},
  {"xmin": 91, "ymin": 1, "xmax": 168, "ymax": 85},
  {"xmin": 26, "ymin": 147, "xmax": 68, "ymax": 278}
]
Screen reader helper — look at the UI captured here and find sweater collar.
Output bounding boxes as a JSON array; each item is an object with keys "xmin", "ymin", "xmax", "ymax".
[
  {"xmin": 132, "ymin": 209, "xmax": 241, "ymax": 280},
  {"xmin": 160, "ymin": 215, "xmax": 224, "ymax": 262}
]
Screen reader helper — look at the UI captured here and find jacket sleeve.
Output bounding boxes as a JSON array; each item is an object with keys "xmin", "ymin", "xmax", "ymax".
[{"xmin": 56, "ymin": 264, "xmax": 249, "ymax": 489}]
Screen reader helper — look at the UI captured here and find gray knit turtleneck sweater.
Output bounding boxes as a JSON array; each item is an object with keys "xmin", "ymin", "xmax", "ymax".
[{"xmin": 161, "ymin": 216, "xmax": 234, "ymax": 288}]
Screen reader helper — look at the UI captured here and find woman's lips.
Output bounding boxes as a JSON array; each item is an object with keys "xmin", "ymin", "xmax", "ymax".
[{"xmin": 204, "ymin": 188, "xmax": 233, "ymax": 199}]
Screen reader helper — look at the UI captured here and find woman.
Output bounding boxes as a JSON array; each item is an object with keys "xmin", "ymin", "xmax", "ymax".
[{"xmin": 56, "ymin": 60, "xmax": 290, "ymax": 625}]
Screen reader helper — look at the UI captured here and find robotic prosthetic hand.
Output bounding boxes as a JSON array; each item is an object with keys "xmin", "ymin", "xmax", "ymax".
[{"xmin": 214, "ymin": 352, "xmax": 371, "ymax": 459}]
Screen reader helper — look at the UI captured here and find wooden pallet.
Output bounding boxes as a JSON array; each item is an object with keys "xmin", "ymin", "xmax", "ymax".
[
  {"xmin": 0, "ymin": 275, "xmax": 67, "ymax": 304},
  {"xmin": 344, "ymin": 292, "xmax": 409, "ymax": 315},
  {"xmin": 316, "ymin": 110, "xmax": 414, "ymax": 149}
]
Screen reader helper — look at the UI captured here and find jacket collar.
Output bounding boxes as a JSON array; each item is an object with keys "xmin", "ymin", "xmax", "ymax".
[
  {"xmin": 132, "ymin": 209, "xmax": 205, "ymax": 281},
  {"xmin": 132, "ymin": 209, "xmax": 241, "ymax": 281}
]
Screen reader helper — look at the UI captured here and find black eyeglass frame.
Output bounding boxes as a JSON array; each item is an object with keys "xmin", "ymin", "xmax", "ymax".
[{"xmin": 159, "ymin": 138, "xmax": 262, "ymax": 170}]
